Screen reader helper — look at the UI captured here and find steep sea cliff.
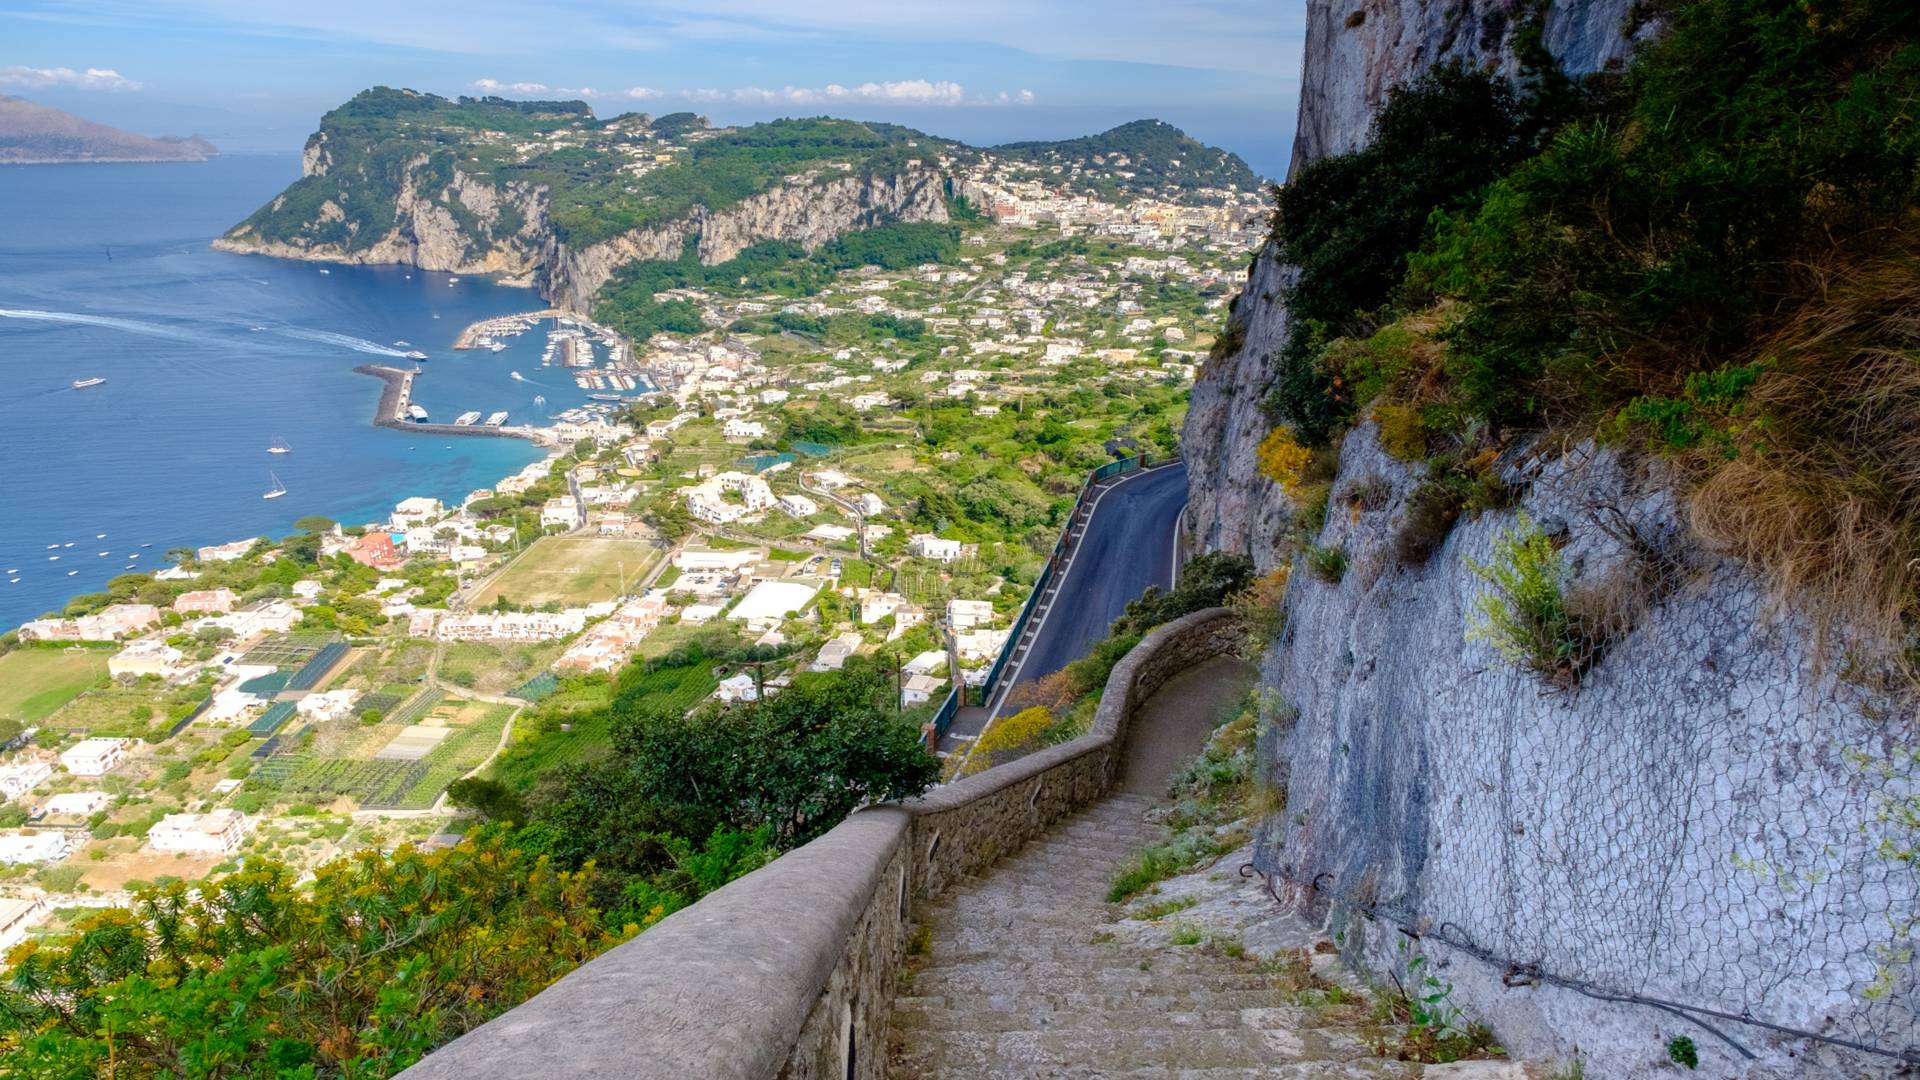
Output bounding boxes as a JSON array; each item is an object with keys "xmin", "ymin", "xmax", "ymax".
[{"xmin": 1184, "ymin": 3, "xmax": 1916, "ymax": 1076}]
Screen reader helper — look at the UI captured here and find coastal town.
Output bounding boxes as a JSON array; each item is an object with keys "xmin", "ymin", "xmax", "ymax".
[{"xmin": 0, "ymin": 149, "xmax": 1262, "ymax": 949}]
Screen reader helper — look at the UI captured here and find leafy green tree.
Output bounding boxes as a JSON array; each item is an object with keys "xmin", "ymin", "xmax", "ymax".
[
  {"xmin": 0, "ymin": 839, "xmax": 617, "ymax": 1079},
  {"xmin": 447, "ymin": 777, "xmax": 529, "ymax": 824}
]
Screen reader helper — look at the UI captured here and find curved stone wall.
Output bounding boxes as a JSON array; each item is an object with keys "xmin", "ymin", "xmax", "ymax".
[{"xmin": 396, "ymin": 607, "xmax": 1243, "ymax": 1080}]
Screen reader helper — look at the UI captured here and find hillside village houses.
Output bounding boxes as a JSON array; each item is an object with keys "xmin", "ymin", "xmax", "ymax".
[
  {"xmin": 0, "ymin": 762, "xmax": 54, "ymax": 802},
  {"xmin": 0, "ymin": 831, "xmax": 72, "ymax": 865},
  {"xmin": 909, "ymin": 534, "xmax": 964, "ymax": 563},
  {"xmin": 148, "ymin": 809, "xmax": 248, "ymax": 856},
  {"xmin": 59, "ymin": 737, "xmax": 130, "ymax": 776},
  {"xmin": 40, "ymin": 791, "xmax": 110, "ymax": 818},
  {"xmin": 946, "ymin": 599, "xmax": 996, "ymax": 631},
  {"xmin": 172, "ymin": 588, "xmax": 236, "ymax": 614},
  {"xmin": 108, "ymin": 639, "xmax": 187, "ymax": 679},
  {"xmin": 19, "ymin": 603, "xmax": 161, "ymax": 642}
]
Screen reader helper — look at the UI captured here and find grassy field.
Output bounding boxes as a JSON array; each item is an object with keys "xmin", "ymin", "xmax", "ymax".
[
  {"xmin": 472, "ymin": 535, "xmax": 662, "ymax": 608},
  {"xmin": 0, "ymin": 648, "xmax": 110, "ymax": 724}
]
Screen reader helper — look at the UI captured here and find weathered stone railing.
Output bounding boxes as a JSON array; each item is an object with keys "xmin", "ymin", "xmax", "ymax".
[{"xmin": 397, "ymin": 607, "xmax": 1240, "ymax": 1080}]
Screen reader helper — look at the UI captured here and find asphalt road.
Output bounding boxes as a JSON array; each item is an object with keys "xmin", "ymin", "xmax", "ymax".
[{"xmin": 945, "ymin": 461, "xmax": 1188, "ymax": 744}]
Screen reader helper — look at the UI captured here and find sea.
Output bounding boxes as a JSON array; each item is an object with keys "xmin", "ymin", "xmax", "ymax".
[{"xmin": 0, "ymin": 153, "xmax": 605, "ymax": 630}]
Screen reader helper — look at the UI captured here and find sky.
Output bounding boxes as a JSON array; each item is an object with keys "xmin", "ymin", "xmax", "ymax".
[{"xmin": 0, "ymin": 0, "xmax": 1306, "ymax": 178}]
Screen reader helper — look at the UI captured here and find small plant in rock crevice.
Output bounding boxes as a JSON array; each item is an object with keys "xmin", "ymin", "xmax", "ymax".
[
  {"xmin": 1666, "ymin": 1035, "xmax": 1699, "ymax": 1069},
  {"xmin": 1465, "ymin": 514, "xmax": 1605, "ymax": 687},
  {"xmin": 1305, "ymin": 543, "xmax": 1349, "ymax": 584},
  {"xmin": 1365, "ymin": 939, "xmax": 1503, "ymax": 1064}
]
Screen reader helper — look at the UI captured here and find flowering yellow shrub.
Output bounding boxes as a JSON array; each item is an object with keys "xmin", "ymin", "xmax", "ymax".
[
  {"xmin": 1256, "ymin": 426, "xmax": 1312, "ymax": 491},
  {"xmin": 962, "ymin": 705, "xmax": 1054, "ymax": 775}
]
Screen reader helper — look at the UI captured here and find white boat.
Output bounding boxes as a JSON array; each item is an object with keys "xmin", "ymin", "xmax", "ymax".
[
  {"xmin": 404, "ymin": 350, "xmax": 428, "ymax": 360},
  {"xmin": 63, "ymin": 542, "xmax": 73, "ymax": 548},
  {"xmin": 268, "ymin": 437, "xmax": 291, "ymax": 455},
  {"xmin": 263, "ymin": 471, "xmax": 287, "ymax": 500},
  {"xmin": 67, "ymin": 570, "xmax": 77, "ymax": 576},
  {"xmin": 97, "ymin": 551, "xmax": 108, "ymax": 557},
  {"xmin": 129, "ymin": 553, "xmax": 139, "ymax": 559},
  {"xmin": 510, "ymin": 371, "xmax": 525, "ymax": 381},
  {"xmin": 45, "ymin": 544, "xmax": 57, "ymax": 550},
  {"xmin": 72, "ymin": 377, "xmax": 105, "ymax": 389},
  {"xmin": 47, "ymin": 556, "xmax": 58, "ymax": 561},
  {"xmin": 95, "ymin": 533, "xmax": 106, "ymax": 539},
  {"xmin": 319, "ymin": 268, "xmax": 331, "ymax": 275}
]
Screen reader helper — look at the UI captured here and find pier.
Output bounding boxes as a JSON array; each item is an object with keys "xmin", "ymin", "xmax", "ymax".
[{"xmin": 352, "ymin": 365, "xmax": 550, "ymax": 444}]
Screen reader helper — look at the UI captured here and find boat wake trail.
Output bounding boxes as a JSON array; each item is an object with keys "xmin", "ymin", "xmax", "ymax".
[
  {"xmin": 0, "ymin": 307, "xmax": 202, "ymax": 342},
  {"xmin": 278, "ymin": 328, "xmax": 411, "ymax": 358}
]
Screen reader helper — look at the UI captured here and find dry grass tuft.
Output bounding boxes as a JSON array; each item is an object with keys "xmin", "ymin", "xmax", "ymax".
[{"xmin": 1682, "ymin": 253, "xmax": 1920, "ymax": 681}]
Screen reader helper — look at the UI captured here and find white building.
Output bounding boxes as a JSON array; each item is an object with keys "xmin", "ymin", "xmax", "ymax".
[
  {"xmin": 0, "ymin": 896, "xmax": 49, "ymax": 951},
  {"xmin": 147, "ymin": 810, "xmax": 248, "ymax": 855},
  {"xmin": 0, "ymin": 762, "xmax": 55, "ymax": 801},
  {"xmin": 297, "ymin": 689, "xmax": 361, "ymax": 722},
  {"xmin": 541, "ymin": 496, "xmax": 584, "ymax": 530},
  {"xmin": 686, "ymin": 491, "xmax": 745, "ymax": 525},
  {"xmin": 778, "ymin": 494, "xmax": 819, "ymax": 518},
  {"xmin": 910, "ymin": 535, "xmax": 963, "ymax": 563},
  {"xmin": 810, "ymin": 632, "xmax": 864, "ymax": 673},
  {"xmin": 40, "ymin": 791, "xmax": 109, "ymax": 818},
  {"xmin": 0, "ymin": 830, "xmax": 72, "ymax": 865},
  {"xmin": 728, "ymin": 580, "xmax": 818, "ymax": 630},
  {"xmin": 391, "ymin": 497, "xmax": 444, "ymax": 528},
  {"xmin": 902, "ymin": 671, "xmax": 946, "ymax": 708},
  {"xmin": 946, "ymin": 599, "xmax": 996, "ymax": 631},
  {"xmin": 60, "ymin": 738, "xmax": 130, "ymax": 776},
  {"xmin": 722, "ymin": 418, "xmax": 768, "ymax": 441},
  {"xmin": 108, "ymin": 640, "xmax": 186, "ymax": 679},
  {"xmin": 675, "ymin": 548, "xmax": 760, "ymax": 573},
  {"xmin": 854, "ymin": 493, "xmax": 885, "ymax": 516}
]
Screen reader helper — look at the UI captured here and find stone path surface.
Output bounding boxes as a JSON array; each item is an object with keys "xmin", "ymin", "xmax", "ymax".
[
  {"xmin": 889, "ymin": 660, "xmax": 1535, "ymax": 1079},
  {"xmin": 888, "ymin": 792, "xmax": 1431, "ymax": 1078}
]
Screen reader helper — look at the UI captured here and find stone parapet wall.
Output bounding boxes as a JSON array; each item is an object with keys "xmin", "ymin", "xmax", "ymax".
[{"xmin": 396, "ymin": 607, "xmax": 1241, "ymax": 1080}]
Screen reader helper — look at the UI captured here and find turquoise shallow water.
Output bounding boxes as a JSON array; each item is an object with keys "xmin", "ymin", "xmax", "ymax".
[{"xmin": 0, "ymin": 154, "xmax": 595, "ymax": 628}]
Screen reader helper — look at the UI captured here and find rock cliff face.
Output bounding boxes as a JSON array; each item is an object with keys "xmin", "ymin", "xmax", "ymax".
[
  {"xmin": 537, "ymin": 170, "xmax": 949, "ymax": 312},
  {"xmin": 1184, "ymin": 3, "xmax": 1917, "ymax": 1077},
  {"xmin": 218, "ymin": 140, "xmax": 948, "ymax": 312},
  {"xmin": 215, "ymin": 152, "xmax": 550, "ymax": 285}
]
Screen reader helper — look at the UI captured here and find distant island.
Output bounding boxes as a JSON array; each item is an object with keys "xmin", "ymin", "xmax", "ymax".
[
  {"xmin": 216, "ymin": 87, "xmax": 1263, "ymax": 331},
  {"xmin": 0, "ymin": 95, "xmax": 217, "ymax": 164}
]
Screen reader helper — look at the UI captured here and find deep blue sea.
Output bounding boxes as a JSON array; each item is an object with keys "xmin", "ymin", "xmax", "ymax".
[{"xmin": 0, "ymin": 154, "xmax": 598, "ymax": 629}]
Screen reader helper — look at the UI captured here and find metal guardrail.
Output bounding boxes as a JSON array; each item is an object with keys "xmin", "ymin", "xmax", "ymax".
[{"xmin": 930, "ymin": 452, "xmax": 1164, "ymax": 740}]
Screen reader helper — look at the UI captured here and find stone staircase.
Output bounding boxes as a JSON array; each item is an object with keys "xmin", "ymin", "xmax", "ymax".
[{"xmin": 888, "ymin": 791, "xmax": 1436, "ymax": 1079}]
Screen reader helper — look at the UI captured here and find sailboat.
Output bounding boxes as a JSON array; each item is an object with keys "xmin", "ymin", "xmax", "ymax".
[
  {"xmin": 262, "ymin": 471, "xmax": 287, "ymax": 500},
  {"xmin": 268, "ymin": 436, "xmax": 291, "ymax": 455}
]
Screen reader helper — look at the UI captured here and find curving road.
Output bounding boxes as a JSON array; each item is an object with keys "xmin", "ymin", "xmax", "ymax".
[{"xmin": 942, "ymin": 461, "xmax": 1188, "ymax": 749}]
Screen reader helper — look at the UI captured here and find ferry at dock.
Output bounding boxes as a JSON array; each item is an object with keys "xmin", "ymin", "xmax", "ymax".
[
  {"xmin": 454, "ymin": 411, "xmax": 481, "ymax": 426},
  {"xmin": 405, "ymin": 404, "xmax": 430, "ymax": 422},
  {"xmin": 484, "ymin": 411, "xmax": 508, "ymax": 427}
]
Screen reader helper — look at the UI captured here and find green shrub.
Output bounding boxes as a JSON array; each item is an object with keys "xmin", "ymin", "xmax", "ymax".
[
  {"xmin": 1393, "ymin": 455, "xmax": 1511, "ymax": 565},
  {"xmin": 1465, "ymin": 515, "xmax": 1600, "ymax": 686},
  {"xmin": 1667, "ymin": 1036, "xmax": 1699, "ymax": 1069},
  {"xmin": 1372, "ymin": 403, "xmax": 1430, "ymax": 461},
  {"xmin": 1304, "ymin": 543, "xmax": 1348, "ymax": 584}
]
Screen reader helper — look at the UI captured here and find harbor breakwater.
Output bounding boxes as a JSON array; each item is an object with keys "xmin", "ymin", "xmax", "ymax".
[{"xmin": 353, "ymin": 365, "xmax": 547, "ymax": 443}]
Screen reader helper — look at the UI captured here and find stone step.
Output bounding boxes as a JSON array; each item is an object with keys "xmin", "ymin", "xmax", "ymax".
[
  {"xmin": 894, "ymin": 987, "xmax": 1334, "ymax": 1015},
  {"xmin": 889, "ymin": 1025, "xmax": 1380, "ymax": 1073},
  {"xmin": 892, "ymin": 1003, "xmax": 1340, "ymax": 1034}
]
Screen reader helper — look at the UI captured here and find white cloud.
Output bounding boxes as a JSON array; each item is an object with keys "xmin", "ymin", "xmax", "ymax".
[
  {"xmin": 677, "ymin": 80, "xmax": 1019, "ymax": 107},
  {"xmin": 471, "ymin": 79, "xmax": 550, "ymax": 94},
  {"xmin": 625, "ymin": 87, "xmax": 660, "ymax": 100},
  {"xmin": 0, "ymin": 66, "xmax": 142, "ymax": 92}
]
